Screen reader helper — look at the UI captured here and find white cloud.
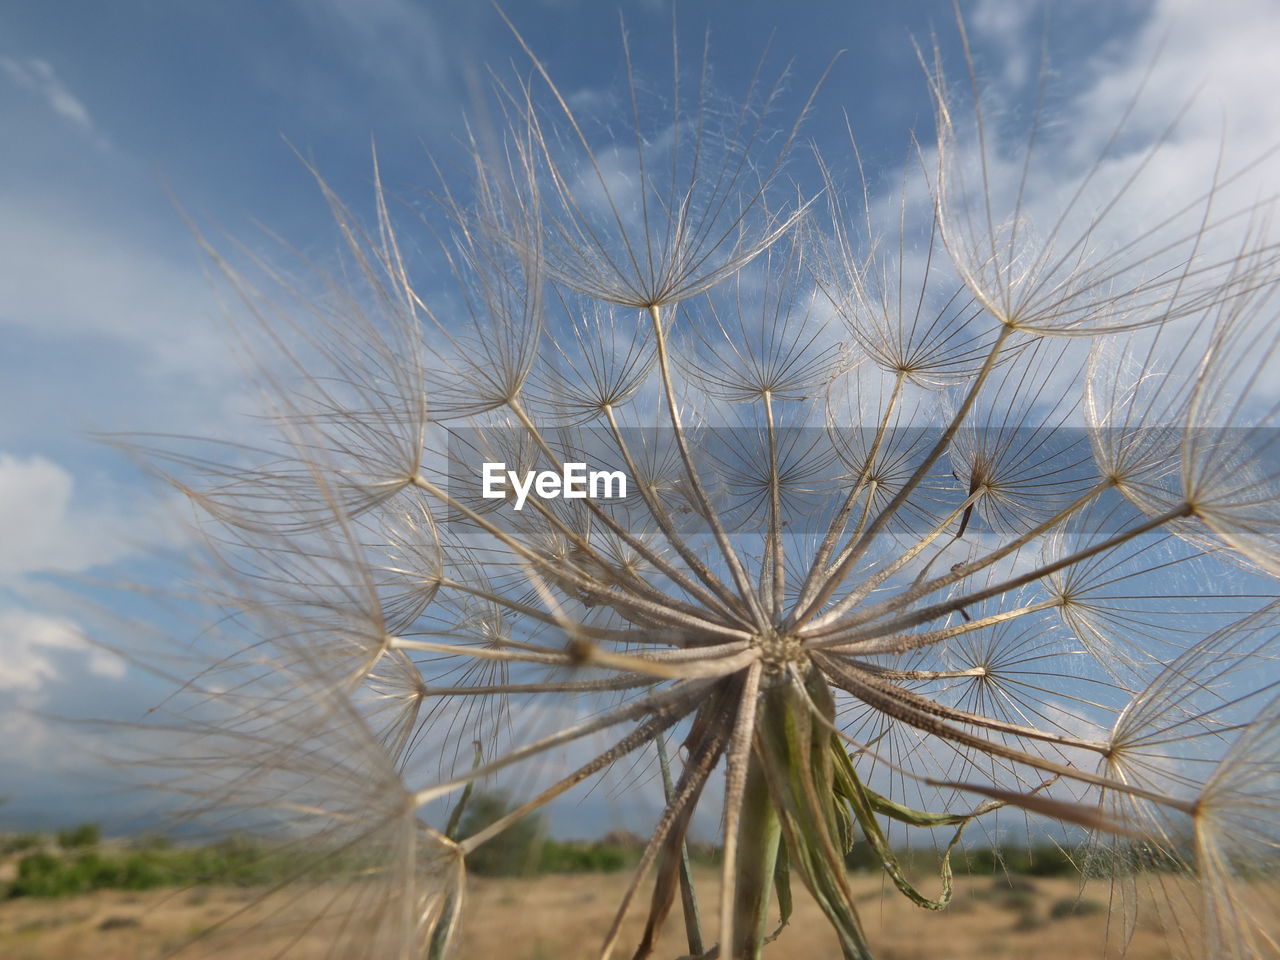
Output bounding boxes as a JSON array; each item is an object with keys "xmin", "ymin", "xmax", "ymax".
[
  {"xmin": 939, "ymin": 0, "xmax": 1280, "ymax": 249},
  {"xmin": 0, "ymin": 609, "xmax": 123, "ymax": 693},
  {"xmin": 0, "ymin": 608, "xmax": 126, "ymax": 779},
  {"xmin": 0, "ymin": 454, "xmax": 92, "ymax": 576},
  {"xmin": 1065, "ymin": 1, "xmax": 1280, "ymax": 211},
  {"xmin": 0, "ymin": 453, "xmax": 188, "ymax": 580},
  {"xmin": 0, "ymin": 56, "xmax": 100, "ymax": 141},
  {"xmin": 1081, "ymin": 0, "xmax": 1280, "ymax": 152},
  {"xmin": 969, "ymin": 0, "xmax": 1037, "ymax": 88},
  {"xmin": 886, "ymin": 0, "xmax": 1280, "ymax": 404}
]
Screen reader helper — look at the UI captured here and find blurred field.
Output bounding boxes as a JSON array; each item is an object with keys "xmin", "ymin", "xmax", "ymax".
[{"xmin": 4, "ymin": 866, "xmax": 1272, "ymax": 959}]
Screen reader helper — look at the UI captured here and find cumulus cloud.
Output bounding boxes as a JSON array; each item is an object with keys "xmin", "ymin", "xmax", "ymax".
[
  {"xmin": 0, "ymin": 452, "xmax": 188, "ymax": 580},
  {"xmin": 0, "ymin": 454, "xmax": 103, "ymax": 577},
  {"xmin": 0, "ymin": 609, "xmax": 123, "ymax": 693},
  {"xmin": 906, "ymin": 0, "xmax": 1280, "ymax": 255},
  {"xmin": 0, "ymin": 608, "xmax": 130, "ymax": 808},
  {"xmin": 871, "ymin": 0, "xmax": 1280, "ymax": 409},
  {"xmin": 1082, "ymin": 0, "xmax": 1280, "ymax": 151},
  {"xmin": 973, "ymin": 0, "xmax": 1280, "ymax": 221}
]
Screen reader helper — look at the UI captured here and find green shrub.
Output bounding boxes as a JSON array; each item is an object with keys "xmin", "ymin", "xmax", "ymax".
[
  {"xmin": 1050, "ymin": 896, "xmax": 1105, "ymax": 920},
  {"xmin": 9, "ymin": 852, "xmax": 77, "ymax": 897},
  {"xmin": 6, "ymin": 835, "xmax": 299, "ymax": 898},
  {"xmin": 0, "ymin": 832, "xmax": 45, "ymax": 856},
  {"xmin": 56, "ymin": 823, "xmax": 101, "ymax": 850},
  {"xmin": 456, "ymin": 793, "xmax": 544, "ymax": 877},
  {"xmin": 538, "ymin": 841, "xmax": 630, "ymax": 873},
  {"xmin": 960, "ymin": 844, "xmax": 1077, "ymax": 878}
]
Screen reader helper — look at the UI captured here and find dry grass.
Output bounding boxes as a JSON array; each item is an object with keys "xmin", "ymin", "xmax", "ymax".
[{"xmin": 3, "ymin": 868, "xmax": 1274, "ymax": 959}]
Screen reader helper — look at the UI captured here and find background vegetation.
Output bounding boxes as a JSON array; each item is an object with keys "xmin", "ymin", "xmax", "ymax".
[{"xmin": 1, "ymin": 802, "xmax": 1087, "ymax": 900}]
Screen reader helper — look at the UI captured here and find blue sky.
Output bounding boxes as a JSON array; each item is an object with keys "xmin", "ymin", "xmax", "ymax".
[{"xmin": 3, "ymin": 0, "xmax": 1280, "ymax": 835}]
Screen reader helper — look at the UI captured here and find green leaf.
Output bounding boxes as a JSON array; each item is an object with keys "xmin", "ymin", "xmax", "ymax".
[
  {"xmin": 427, "ymin": 880, "xmax": 463, "ymax": 960},
  {"xmin": 444, "ymin": 741, "xmax": 484, "ymax": 842},
  {"xmin": 656, "ymin": 732, "xmax": 704, "ymax": 957},
  {"xmin": 766, "ymin": 839, "xmax": 792, "ymax": 944},
  {"xmin": 730, "ymin": 743, "xmax": 783, "ymax": 959},
  {"xmin": 831, "ymin": 743, "xmax": 971, "ymax": 911},
  {"xmin": 866, "ymin": 788, "xmax": 969, "ymax": 828},
  {"xmin": 753, "ymin": 672, "xmax": 875, "ymax": 959}
]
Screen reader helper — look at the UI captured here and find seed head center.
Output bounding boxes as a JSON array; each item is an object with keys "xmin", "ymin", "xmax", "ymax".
[{"xmin": 754, "ymin": 630, "xmax": 804, "ymax": 669}]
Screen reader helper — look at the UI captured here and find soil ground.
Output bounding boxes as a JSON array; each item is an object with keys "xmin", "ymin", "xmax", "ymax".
[{"xmin": 0, "ymin": 868, "xmax": 1272, "ymax": 958}]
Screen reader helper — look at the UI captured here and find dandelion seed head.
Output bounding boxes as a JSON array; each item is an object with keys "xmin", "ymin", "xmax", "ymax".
[{"xmin": 119, "ymin": 11, "xmax": 1280, "ymax": 960}]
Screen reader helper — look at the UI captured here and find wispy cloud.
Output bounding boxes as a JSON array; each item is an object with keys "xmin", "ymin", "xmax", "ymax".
[
  {"xmin": 0, "ymin": 56, "xmax": 103, "ymax": 144},
  {"xmin": 969, "ymin": 0, "xmax": 1037, "ymax": 88},
  {"xmin": 0, "ymin": 196, "xmax": 196, "ymax": 346}
]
